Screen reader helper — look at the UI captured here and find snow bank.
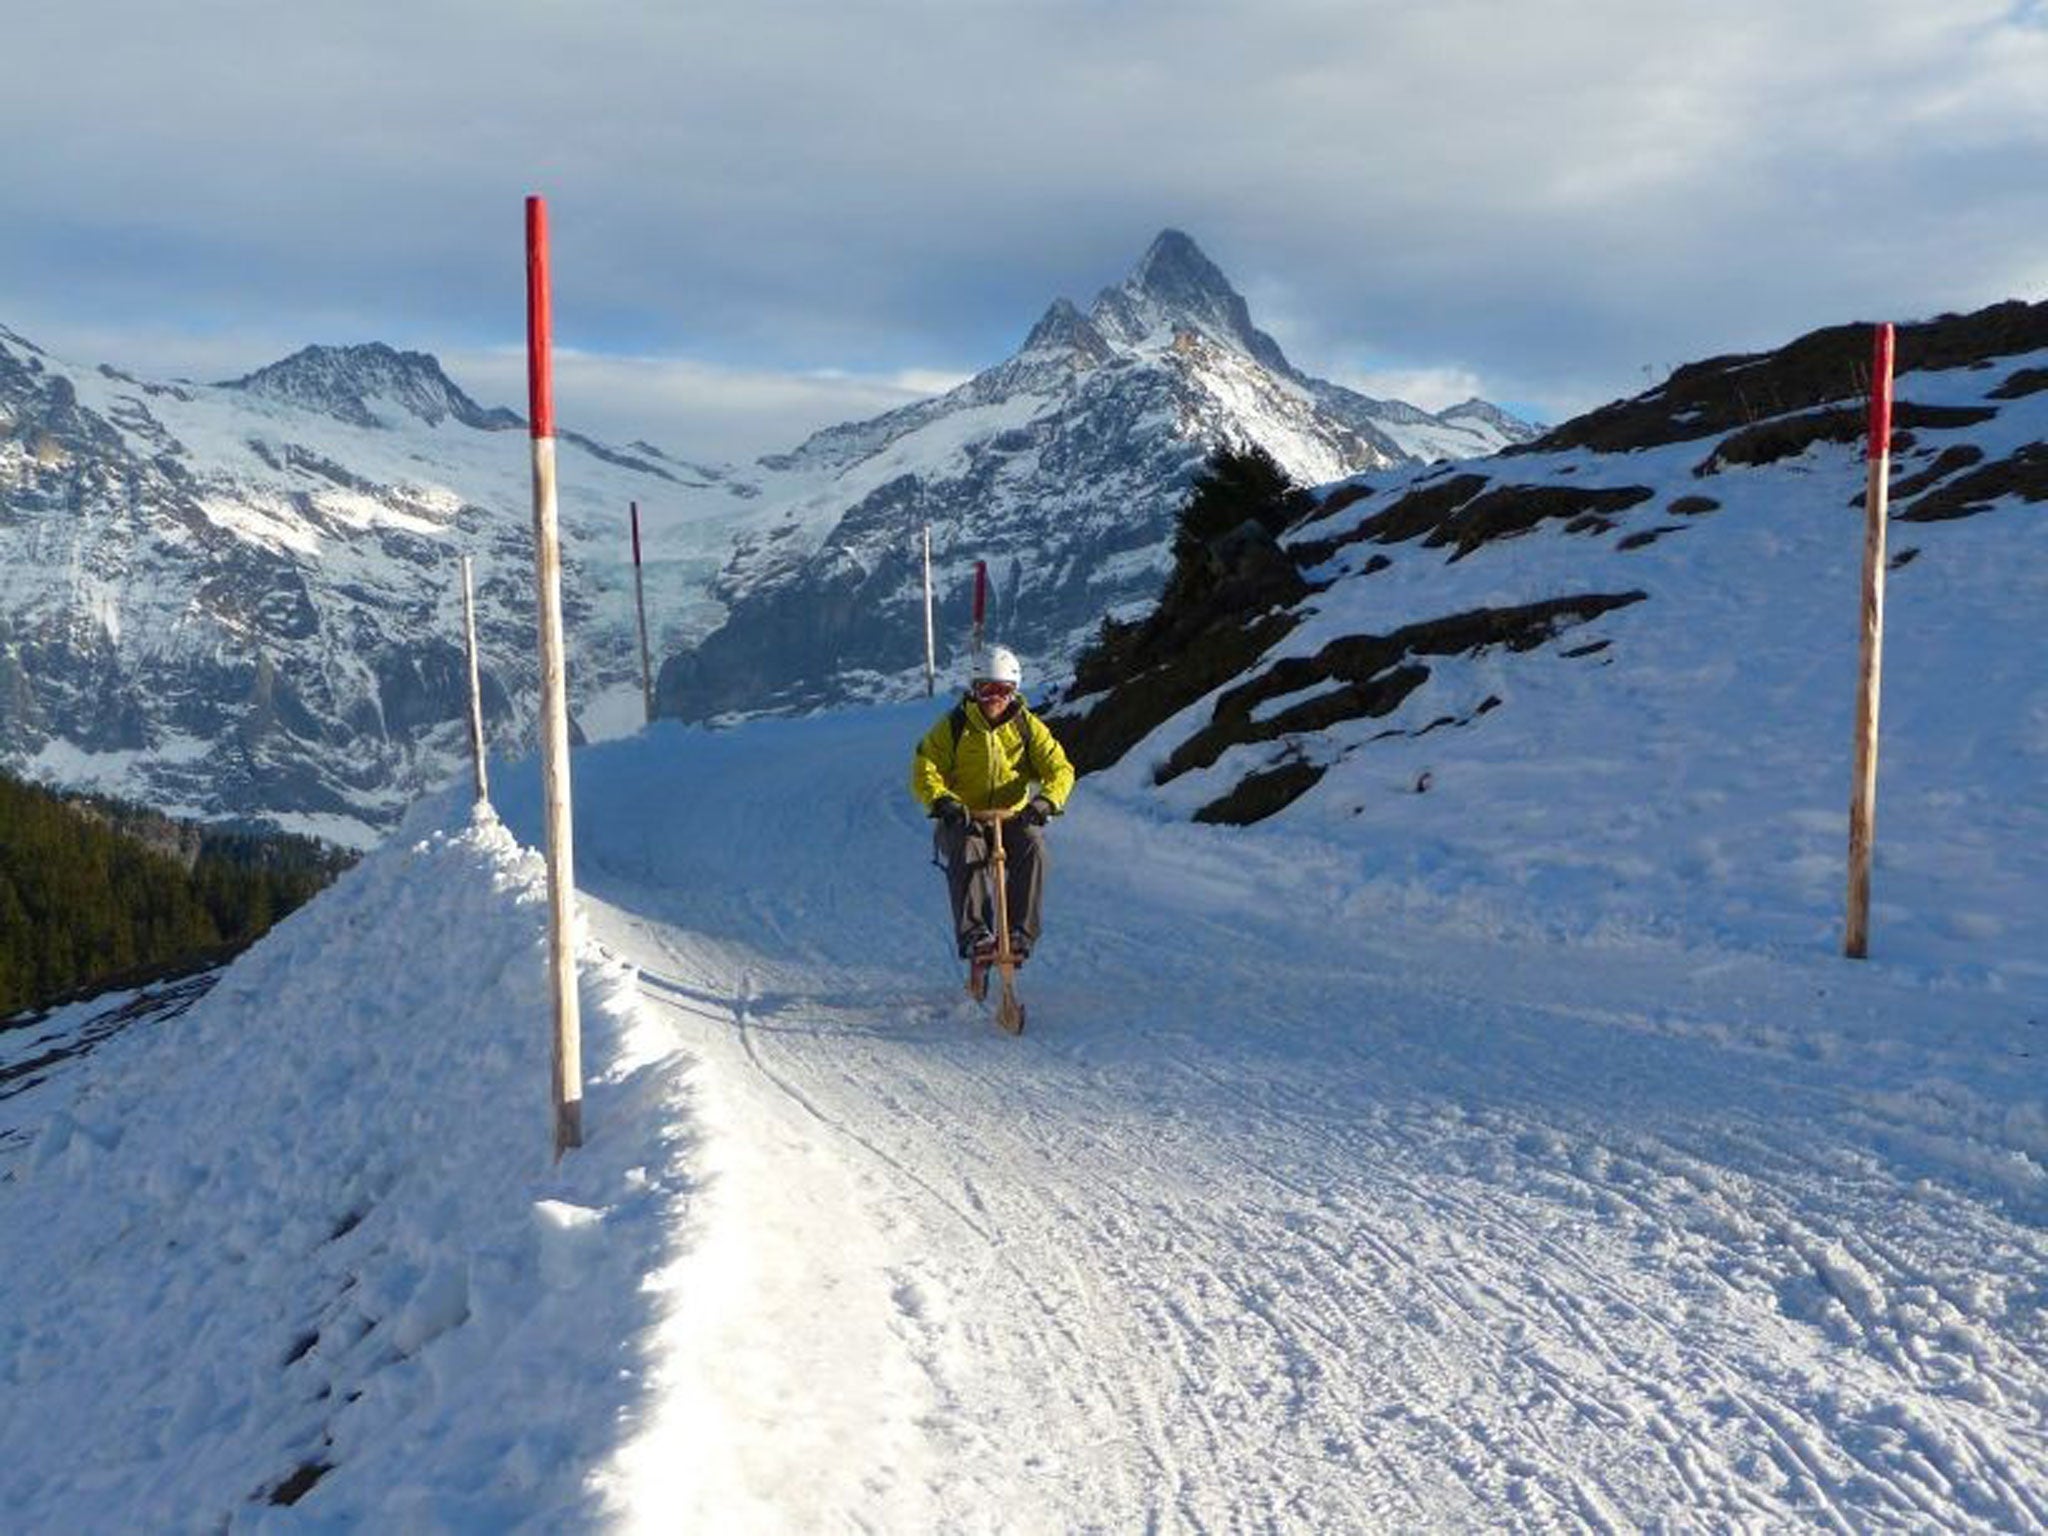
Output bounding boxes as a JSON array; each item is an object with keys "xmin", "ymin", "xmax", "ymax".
[{"xmin": 0, "ymin": 806, "xmax": 694, "ymax": 1532}]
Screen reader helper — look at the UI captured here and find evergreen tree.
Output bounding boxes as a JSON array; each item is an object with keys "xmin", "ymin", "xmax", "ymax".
[
  {"xmin": 1169, "ymin": 442, "xmax": 1309, "ymax": 564},
  {"xmin": 0, "ymin": 770, "xmax": 352, "ymax": 1015}
]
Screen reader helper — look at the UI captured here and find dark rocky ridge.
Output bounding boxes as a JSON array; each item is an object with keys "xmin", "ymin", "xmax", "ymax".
[
  {"xmin": 222, "ymin": 343, "xmax": 522, "ymax": 432},
  {"xmin": 1519, "ymin": 300, "xmax": 2048, "ymax": 458},
  {"xmin": 1157, "ymin": 592, "xmax": 1648, "ymax": 789},
  {"xmin": 1898, "ymin": 441, "xmax": 2048, "ymax": 523}
]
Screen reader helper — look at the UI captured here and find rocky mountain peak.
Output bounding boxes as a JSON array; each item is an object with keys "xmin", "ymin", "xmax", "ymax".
[
  {"xmin": 654, "ymin": 233, "xmax": 1545, "ymax": 725},
  {"xmin": 221, "ymin": 342, "xmax": 520, "ymax": 432},
  {"xmin": 1089, "ymin": 229, "xmax": 1295, "ymax": 377},
  {"xmin": 1019, "ymin": 297, "xmax": 1115, "ymax": 366},
  {"xmin": 1128, "ymin": 229, "xmax": 1238, "ymax": 309}
]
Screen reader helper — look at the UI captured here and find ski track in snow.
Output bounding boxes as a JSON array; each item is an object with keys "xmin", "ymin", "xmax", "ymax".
[{"xmin": 476, "ymin": 703, "xmax": 2048, "ymax": 1533}]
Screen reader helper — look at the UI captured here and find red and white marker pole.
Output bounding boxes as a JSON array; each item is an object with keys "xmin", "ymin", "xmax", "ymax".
[
  {"xmin": 526, "ymin": 195, "xmax": 583, "ymax": 1154},
  {"xmin": 631, "ymin": 501, "xmax": 654, "ymax": 724},
  {"xmin": 1845, "ymin": 321, "xmax": 1894, "ymax": 960}
]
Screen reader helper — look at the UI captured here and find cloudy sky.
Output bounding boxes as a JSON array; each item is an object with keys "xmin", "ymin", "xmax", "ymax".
[{"xmin": 4, "ymin": 0, "xmax": 2044, "ymax": 460}]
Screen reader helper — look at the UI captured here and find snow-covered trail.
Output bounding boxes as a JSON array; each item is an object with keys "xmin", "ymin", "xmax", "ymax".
[{"xmin": 493, "ymin": 704, "xmax": 2048, "ymax": 1532}]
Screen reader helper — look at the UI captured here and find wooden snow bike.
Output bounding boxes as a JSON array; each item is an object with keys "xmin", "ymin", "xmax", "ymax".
[{"xmin": 967, "ymin": 808, "xmax": 1027, "ymax": 1035}]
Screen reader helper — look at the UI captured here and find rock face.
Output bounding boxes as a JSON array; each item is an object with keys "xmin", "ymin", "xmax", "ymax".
[
  {"xmin": 655, "ymin": 230, "xmax": 1538, "ymax": 721},
  {"xmin": 221, "ymin": 343, "xmax": 524, "ymax": 431}
]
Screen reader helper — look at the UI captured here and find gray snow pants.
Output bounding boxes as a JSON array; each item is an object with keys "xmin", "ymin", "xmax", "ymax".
[{"xmin": 934, "ymin": 817, "xmax": 1048, "ymax": 954}]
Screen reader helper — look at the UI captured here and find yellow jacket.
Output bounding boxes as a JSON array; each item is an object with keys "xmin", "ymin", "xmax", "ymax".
[{"xmin": 910, "ymin": 695, "xmax": 1076, "ymax": 816}]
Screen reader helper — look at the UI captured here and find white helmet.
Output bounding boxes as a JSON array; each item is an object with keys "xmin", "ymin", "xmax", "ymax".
[{"xmin": 976, "ymin": 645, "xmax": 1023, "ymax": 688}]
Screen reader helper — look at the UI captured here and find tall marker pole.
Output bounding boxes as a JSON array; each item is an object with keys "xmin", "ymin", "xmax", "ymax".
[
  {"xmin": 631, "ymin": 501, "xmax": 655, "ymax": 724},
  {"xmin": 1845, "ymin": 321, "xmax": 1894, "ymax": 960},
  {"xmin": 921, "ymin": 526, "xmax": 936, "ymax": 697},
  {"xmin": 971, "ymin": 558, "xmax": 988, "ymax": 671},
  {"xmin": 460, "ymin": 553, "xmax": 489, "ymax": 807},
  {"xmin": 526, "ymin": 195, "xmax": 583, "ymax": 1155}
]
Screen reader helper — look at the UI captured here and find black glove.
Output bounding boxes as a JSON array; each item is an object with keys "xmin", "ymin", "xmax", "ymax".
[
  {"xmin": 1020, "ymin": 795, "xmax": 1056, "ymax": 828},
  {"xmin": 932, "ymin": 797, "xmax": 969, "ymax": 832}
]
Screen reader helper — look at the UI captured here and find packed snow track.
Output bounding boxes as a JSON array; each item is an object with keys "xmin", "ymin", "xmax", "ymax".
[{"xmin": 508, "ymin": 705, "xmax": 2048, "ymax": 1532}]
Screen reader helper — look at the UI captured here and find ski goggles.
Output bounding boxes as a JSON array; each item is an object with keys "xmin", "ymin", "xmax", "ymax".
[{"xmin": 972, "ymin": 680, "xmax": 1016, "ymax": 704}]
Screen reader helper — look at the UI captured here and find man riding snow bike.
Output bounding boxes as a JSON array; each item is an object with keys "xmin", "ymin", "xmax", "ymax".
[{"xmin": 909, "ymin": 645, "xmax": 1075, "ymax": 978}]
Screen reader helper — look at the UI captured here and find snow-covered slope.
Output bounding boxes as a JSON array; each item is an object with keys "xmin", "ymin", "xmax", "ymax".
[
  {"xmin": 0, "ymin": 809, "xmax": 683, "ymax": 1526},
  {"xmin": 1058, "ymin": 302, "xmax": 2048, "ymax": 946},
  {"xmin": 3, "ymin": 664, "xmax": 2042, "ymax": 1528}
]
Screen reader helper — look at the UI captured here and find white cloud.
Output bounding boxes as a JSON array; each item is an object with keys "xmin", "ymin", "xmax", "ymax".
[
  {"xmin": 1, "ymin": 0, "xmax": 2042, "ymax": 449},
  {"xmin": 443, "ymin": 348, "xmax": 956, "ymax": 463},
  {"xmin": 1332, "ymin": 366, "xmax": 1490, "ymax": 415}
]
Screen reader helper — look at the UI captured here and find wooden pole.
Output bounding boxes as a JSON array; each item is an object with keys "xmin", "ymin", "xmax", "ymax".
[
  {"xmin": 1845, "ymin": 321, "xmax": 1894, "ymax": 960},
  {"xmin": 971, "ymin": 559, "xmax": 988, "ymax": 673},
  {"xmin": 460, "ymin": 553, "xmax": 489, "ymax": 807},
  {"xmin": 527, "ymin": 194, "xmax": 583, "ymax": 1154},
  {"xmin": 981, "ymin": 810, "xmax": 1023, "ymax": 1035},
  {"xmin": 922, "ymin": 525, "xmax": 936, "ymax": 697},
  {"xmin": 631, "ymin": 501, "xmax": 655, "ymax": 724}
]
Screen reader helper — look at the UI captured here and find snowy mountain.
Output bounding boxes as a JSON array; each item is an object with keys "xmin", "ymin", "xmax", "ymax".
[
  {"xmin": 654, "ymin": 230, "xmax": 1537, "ymax": 720},
  {"xmin": 222, "ymin": 343, "xmax": 524, "ymax": 432},
  {"xmin": 0, "ymin": 236, "xmax": 1532, "ymax": 842},
  {"xmin": 0, "ymin": 325, "xmax": 770, "ymax": 846}
]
